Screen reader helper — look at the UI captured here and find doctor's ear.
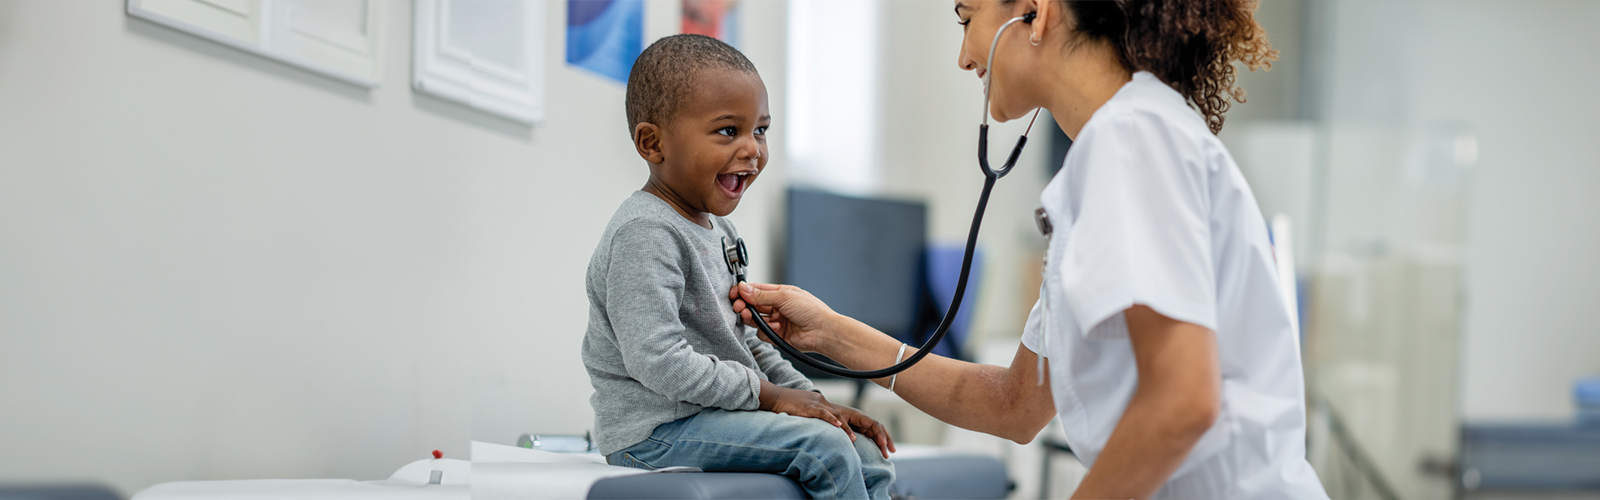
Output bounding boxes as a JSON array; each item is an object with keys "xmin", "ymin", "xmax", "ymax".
[
  {"xmin": 1029, "ymin": 0, "xmax": 1056, "ymax": 44},
  {"xmin": 634, "ymin": 122, "xmax": 665, "ymax": 164}
]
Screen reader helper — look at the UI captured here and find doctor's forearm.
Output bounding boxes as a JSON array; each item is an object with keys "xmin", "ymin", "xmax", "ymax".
[{"xmin": 823, "ymin": 314, "xmax": 1055, "ymax": 443}]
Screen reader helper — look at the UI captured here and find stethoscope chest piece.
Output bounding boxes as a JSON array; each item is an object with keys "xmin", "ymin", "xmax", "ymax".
[{"xmin": 723, "ymin": 237, "xmax": 749, "ymax": 282}]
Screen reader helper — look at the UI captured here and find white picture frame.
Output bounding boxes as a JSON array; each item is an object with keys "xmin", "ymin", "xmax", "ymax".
[
  {"xmin": 412, "ymin": 0, "xmax": 546, "ymax": 124},
  {"xmin": 127, "ymin": 0, "xmax": 387, "ymax": 88}
]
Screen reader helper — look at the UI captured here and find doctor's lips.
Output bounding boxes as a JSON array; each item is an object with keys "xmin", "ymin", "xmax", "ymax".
[{"xmin": 716, "ymin": 170, "xmax": 755, "ymax": 197}]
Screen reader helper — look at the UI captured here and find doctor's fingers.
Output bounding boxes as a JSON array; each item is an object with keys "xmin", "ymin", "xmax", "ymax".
[
  {"xmin": 733, "ymin": 301, "xmax": 775, "ymax": 327},
  {"xmin": 730, "ymin": 281, "xmax": 785, "ymax": 302},
  {"xmin": 733, "ymin": 282, "xmax": 799, "ymax": 311},
  {"xmin": 730, "ymin": 296, "xmax": 771, "ymax": 318},
  {"xmin": 752, "ymin": 319, "xmax": 788, "ymax": 343},
  {"xmin": 734, "ymin": 301, "xmax": 788, "ymax": 332}
]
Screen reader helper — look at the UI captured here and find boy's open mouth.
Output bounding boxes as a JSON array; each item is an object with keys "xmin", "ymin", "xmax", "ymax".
[{"xmin": 716, "ymin": 172, "xmax": 751, "ymax": 198}]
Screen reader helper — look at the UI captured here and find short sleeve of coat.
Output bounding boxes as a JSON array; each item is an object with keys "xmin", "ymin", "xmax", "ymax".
[
  {"xmin": 1019, "ymin": 292, "xmax": 1045, "ymax": 356},
  {"xmin": 1056, "ymin": 109, "xmax": 1218, "ymax": 337}
]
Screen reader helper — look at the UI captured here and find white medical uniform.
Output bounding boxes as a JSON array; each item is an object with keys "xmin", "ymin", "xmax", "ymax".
[{"xmin": 1021, "ymin": 71, "xmax": 1328, "ymax": 499}]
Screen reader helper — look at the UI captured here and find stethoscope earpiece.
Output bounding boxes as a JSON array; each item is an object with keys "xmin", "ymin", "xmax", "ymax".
[{"xmin": 1023, "ymin": 11, "xmax": 1037, "ymax": 23}]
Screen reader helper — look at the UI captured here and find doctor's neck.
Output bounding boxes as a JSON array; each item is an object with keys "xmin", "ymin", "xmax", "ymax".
[{"xmin": 1039, "ymin": 40, "xmax": 1130, "ymax": 141}]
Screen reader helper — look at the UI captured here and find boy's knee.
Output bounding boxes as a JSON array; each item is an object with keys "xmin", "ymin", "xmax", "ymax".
[
  {"xmin": 799, "ymin": 420, "xmax": 855, "ymax": 447},
  {"xmin": 853, "ymin": 435, "xmax": 894, "ymax": 471},
  {"xmin": 854, "ymin": 440, "xmax": 894, "ymax": 482},
  {"xmin": 850, "ymin": 433, "xmax": 888, "ymax": 462},
  {"xmin": 783, "ymin": 418, "xmax": 859, "ymax": 461}
]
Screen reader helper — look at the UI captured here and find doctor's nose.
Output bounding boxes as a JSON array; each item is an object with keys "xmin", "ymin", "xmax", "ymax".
[{"xmin": 957, "ymin": 34, "xmax": 980, "ymax": 73}]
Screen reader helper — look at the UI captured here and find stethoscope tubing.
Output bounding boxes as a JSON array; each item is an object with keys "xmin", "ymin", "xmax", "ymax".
[
  {"xmin": 743, "ymin": 12, "xmax": 1039, "ymax": 379},
  {"xmin": 743, "ymin": 171, "xmax": 1002, "ymax": 379}
]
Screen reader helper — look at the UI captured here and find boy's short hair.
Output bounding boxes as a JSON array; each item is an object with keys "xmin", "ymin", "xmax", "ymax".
[{"xmin": 626, "ymin": 34, "xmax": 758, "ymax": 135}]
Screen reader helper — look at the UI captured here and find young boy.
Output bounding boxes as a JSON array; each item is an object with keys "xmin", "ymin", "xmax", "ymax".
[{"xmin": 581, "ymin": 35, "xmax": 896, "ymax": 499}]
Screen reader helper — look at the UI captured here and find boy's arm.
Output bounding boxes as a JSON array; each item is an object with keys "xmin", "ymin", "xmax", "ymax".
[
  {"xmin": 748, "ymin": 329, "xmax": 896, "ymax": 458},
  {"xmin": 745, "ymin": 327, "xmax": 816, "ymax": 392},
  {"xmin": 607, "ymin": 221, "xmax": 763, "ymax": 410}
]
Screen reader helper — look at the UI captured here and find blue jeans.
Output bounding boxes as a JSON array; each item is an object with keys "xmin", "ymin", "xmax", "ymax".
[{"xmin": 608, "ymin": 408, "xmax": 895, "ymax": 500}]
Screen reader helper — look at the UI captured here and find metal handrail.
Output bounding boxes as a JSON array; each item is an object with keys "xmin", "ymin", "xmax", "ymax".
[{"xmin": 1312, "ymin": 390, "xmax": 1403, "ymax": 500}]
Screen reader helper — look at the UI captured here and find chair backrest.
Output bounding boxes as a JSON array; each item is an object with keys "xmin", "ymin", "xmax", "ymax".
[{"xmin": 918, "ymin": 244, "xmax": 983, "ymax": 360}]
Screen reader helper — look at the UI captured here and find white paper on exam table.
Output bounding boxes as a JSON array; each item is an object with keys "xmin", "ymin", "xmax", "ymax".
[
  {"xmin": 130, "ymin": 457, "xmax": 471, "ymax": 500},
  {"xmin": 130, "ymin": 443, "xmax": 658, "ymax": 500},
  {"xmin": 470, "ymin": 440, "xmax": 657, "ymax": 500}
]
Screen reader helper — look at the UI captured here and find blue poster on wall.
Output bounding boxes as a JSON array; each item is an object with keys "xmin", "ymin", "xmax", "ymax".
[{"xmin": 566, "ymin": 0, "xmax": 643, "ymax": 84}]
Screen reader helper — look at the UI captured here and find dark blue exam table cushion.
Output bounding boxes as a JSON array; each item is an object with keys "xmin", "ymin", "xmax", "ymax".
[{"xmin": 586, "ymin": 453, "xmax": 1010, "ymax": 499}]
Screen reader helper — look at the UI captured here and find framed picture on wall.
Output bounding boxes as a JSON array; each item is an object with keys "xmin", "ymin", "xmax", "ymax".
[
  {"xmin": 412, "ymin": 0, "xmax": 546, "ymax": 124},
  {"xmin": 126, "ymin": 0, "xmax": 387, "ymax": 87}
]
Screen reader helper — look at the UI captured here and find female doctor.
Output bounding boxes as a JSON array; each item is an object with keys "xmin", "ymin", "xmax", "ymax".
[{"xmin": 732, "ymin": 0, "xmax": 1330, "ymax": 498}]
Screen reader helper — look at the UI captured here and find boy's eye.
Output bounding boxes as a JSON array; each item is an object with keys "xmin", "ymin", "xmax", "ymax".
[
  {"xmin": 755, "ymin": 126, "xmax": 767, "ymax": 136},
  {"xmin": 717, "ymin": 126, "xmax": 737, "ymax": 136}
]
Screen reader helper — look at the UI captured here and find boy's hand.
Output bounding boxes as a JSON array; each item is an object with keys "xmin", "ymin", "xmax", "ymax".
[
  {"xmin": 758, "ymin": 381, "xmax": 897, "ymax": 458},
  {"xmin": 760, "ymin": 381, "xmax": 846, "ymax": 428},
  {"xmin": 833, "ymin": 403, "xmax": 897, "ymax": 458}
]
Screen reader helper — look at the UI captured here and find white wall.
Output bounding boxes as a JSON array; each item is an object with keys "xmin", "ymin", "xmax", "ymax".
[
  {"xmin": 787, "ymin": 0, "xmax": 881, "ymax": 194},
  {"xmin": 877, "ymin": 0, "xmax": 1053, "ymax": 346},
  {"xmin": 1415, "ymin": 0, "xmax": 1600, "ymax": 422},
  {"xmin": 1315, "ymin": 0, "xmax": 1600, "ymax": 421},
  {"xmin": 0, "ymin": 0, "xmax": 789, "ymax": 495}
]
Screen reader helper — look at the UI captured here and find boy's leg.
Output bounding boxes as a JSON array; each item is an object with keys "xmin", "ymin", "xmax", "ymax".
[
  {"xmin": 850, "ymin": 430, "xmax": 896, "ymax": 500},
  {"xmin": 612, "ymin": 408, "xmax": 888, "ymax": 499}
]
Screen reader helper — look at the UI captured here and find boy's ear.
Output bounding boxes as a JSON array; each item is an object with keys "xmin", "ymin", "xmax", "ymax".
[{"xmin": 634, "ymin": 122, "xmax": 665, "ymax": 164}]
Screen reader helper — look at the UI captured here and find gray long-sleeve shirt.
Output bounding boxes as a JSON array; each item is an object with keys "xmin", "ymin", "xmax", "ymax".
[{"xmin": 583, "ymin": 191, "xmax": 815, "ymax": 455}]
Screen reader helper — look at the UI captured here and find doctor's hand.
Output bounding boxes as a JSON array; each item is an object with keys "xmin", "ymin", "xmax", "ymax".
[{"xmin": 730, "ymin": 282, "xmax": 838, "ymax": 353}]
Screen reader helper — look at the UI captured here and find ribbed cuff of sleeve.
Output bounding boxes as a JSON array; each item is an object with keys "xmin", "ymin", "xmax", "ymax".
[{"xmin": 742, "ymin": 366, "xmax": 763, "ymax": 410}]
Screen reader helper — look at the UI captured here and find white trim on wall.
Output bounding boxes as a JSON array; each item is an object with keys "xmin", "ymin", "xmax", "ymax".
[
  {"xmin": 412, "ymin": 0, "xmax": 547, "ymax": 124},
  {"xmin": 127, "ymin": 0, "xmax": 387, "ymax": 88}
]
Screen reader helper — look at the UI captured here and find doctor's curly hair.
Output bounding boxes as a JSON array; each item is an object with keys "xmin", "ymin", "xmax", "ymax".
[{"xmin": 1029, "ymin": 0, "xmax": 1277, "ymax": 134}]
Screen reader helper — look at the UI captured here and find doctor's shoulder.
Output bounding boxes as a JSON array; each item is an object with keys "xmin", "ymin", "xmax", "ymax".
[{"xmin": 1076, "ymin": 102, "xmax": 1218, "ymax": 176}]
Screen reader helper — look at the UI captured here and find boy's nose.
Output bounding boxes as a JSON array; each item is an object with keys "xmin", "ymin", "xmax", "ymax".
[{"xmin": 738, "ymin": 140, "xmax": 760, "ymax": 161}]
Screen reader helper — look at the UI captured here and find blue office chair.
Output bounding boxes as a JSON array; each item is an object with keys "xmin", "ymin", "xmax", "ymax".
[{"xmin": 915, "ymin": 244, "xmax": 983, "ymax": 361}]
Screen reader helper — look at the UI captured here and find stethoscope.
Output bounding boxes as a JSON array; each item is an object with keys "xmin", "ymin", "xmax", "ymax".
[{"xmin": 725, "ymin": 11, "xmax": 1043, "ymax": 379}]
